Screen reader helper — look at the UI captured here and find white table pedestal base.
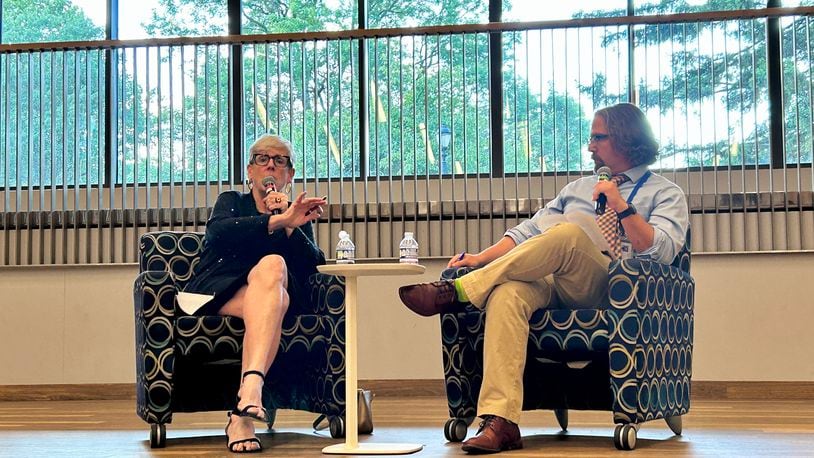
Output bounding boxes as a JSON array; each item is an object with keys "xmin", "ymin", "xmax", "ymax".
[
  {"xmin": 322, "ymin": 442, "xmax": 424, "ymax": 455},
  {"xmin": 317, "ymin": 263, "xmax": 426, "ymax": 456}
]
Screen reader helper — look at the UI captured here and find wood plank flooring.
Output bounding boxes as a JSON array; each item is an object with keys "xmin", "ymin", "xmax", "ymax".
[{"xmin": 0, "ymin": 396, "xmax": 812, "ymax": 456}]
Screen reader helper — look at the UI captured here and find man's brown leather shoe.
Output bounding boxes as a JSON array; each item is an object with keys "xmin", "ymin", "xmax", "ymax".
[
  {"xmin": 398, "ymin": 280, "xmax": 466, "ymax": 317},
  {"xmin": 461, "ymin": 415, "xmax": 523, "ymax": 454}
]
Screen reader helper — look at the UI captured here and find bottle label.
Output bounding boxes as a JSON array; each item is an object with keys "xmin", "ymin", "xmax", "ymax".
[
  {"xmin": 336, "ymin": 249, "xmax": 355, "ymax": 264},
  {"xmin": 399, "ymin": 248, "xmax": 418, "ymax": 263}
]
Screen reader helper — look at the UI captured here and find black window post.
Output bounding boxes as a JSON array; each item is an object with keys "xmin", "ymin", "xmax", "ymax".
[
  {"xmin": 627, "ymin": 0, "xmax": 636, "ymax": 102},
  {"xmin": 228, "ymin": 0, "xmax": 244, "ymax": 184},
  {"xmin": 766, "ymin": 0, "xmax": 784, "ymax": 168},
  {"xmin": 105, "ymin": 0, "xmax": 118, "ymax": 186},
  {"xmin": 358, "ymin": 0, "xmax": 369, "ymax": 178},
  {"xmin": 488, "ymin": 0, "xmax": 503, "ymax": 178}
]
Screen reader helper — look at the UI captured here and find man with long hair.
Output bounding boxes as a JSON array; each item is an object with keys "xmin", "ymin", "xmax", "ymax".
[{"xmin": 399, "ymin": 103, "xmax": 689, "ymax": 454}]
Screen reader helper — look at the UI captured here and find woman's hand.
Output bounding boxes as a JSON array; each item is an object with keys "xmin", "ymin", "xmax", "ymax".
[
  {"xmin": 280, "ymin": 192, "xmax": 326, "ymax": 228},
  {"xmin": 263, "ymin": 191, "xmax": 290, "ymax": 214}
]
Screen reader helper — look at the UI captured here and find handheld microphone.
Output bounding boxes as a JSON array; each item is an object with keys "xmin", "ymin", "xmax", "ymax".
[
  {"xmin": 261, "ymin": 176, "xmax": 282, "ymax": 215},
  {"xmin": 595, "ymin": 166, "xmax": 612, "ymax": 214}
]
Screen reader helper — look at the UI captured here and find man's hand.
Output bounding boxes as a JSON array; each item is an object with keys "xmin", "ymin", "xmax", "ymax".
[
  {"xmin": 592, "ymin": 180, "xmax": 627, "ymax": 212},
  {"xmin": 447, "ymin": 252, "xmax": 483, "ymax": 268}
]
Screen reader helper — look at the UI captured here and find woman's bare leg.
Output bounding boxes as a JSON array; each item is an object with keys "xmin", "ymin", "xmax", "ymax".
[{"xmin": 218, "ymin": 254, "xmax": 290, "ymax": 452}]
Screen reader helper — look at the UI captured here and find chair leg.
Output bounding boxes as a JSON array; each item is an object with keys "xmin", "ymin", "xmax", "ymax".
[
  {"xmin": 554, "ymin": 409, "xmax": 568, "ymax": 431},
  {"xmin": 664, "ymin": 415, "xmax": 682, "ymax": 435},
  {"xmin": 266, "ymin": 409, "xmax": 277, "ymax": 430}
]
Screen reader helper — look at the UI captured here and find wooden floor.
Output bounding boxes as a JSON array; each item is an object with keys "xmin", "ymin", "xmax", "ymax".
[{"xmin": 1, "ymin": 396, "xmax": 813, "ymax": 457}]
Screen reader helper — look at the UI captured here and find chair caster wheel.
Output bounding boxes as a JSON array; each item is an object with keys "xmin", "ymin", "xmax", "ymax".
[
  {"xmin": 150, "ymin": 423, "xmax": 166, "ymax": 448},
  {"xmin": 444, "ymin": 418, "xmax": 468, "ymax": 442},
  {"xmin": 329, "ymin": 416, "xmax": 345, "ymax": 438},
  {"xmin": 613, "ymin": 424, "xmax": 637, "ymax": 450}
]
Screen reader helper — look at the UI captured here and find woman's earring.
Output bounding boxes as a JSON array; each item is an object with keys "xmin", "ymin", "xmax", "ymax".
[
  {"xmin": 284, "ymin": 183, "xmax": 292, "ymax": 194},
  {"xmin": 246, "ymin": 179, "xmax": 253, "ymax": 190}
]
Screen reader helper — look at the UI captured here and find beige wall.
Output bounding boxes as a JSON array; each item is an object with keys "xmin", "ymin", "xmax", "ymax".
[{"xmin": 0, "ymin": 253, "xmax": 812, "ymax": 385}]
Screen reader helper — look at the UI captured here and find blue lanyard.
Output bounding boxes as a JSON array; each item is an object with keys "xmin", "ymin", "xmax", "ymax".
[{"xmin": 625, "ymin": 170, "xmax": 651, "ymax": 204}]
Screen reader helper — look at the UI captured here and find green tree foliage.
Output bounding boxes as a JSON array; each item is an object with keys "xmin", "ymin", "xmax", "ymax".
[
  {"xmin": 6, "ymin": 0, "xmax": 807, "ymax": 190},
  {"xmin": 1, "ymin": 0, "xmax": 105, "ymax": 187},
  {"xmin": 577, "ymin": 0, "xmax": 812, "ymax": 167},
  {"xmin": 2, "ymin": 0, "xmax": 103, "ymax": 44},
  {"xmin": 145, "ymin": 0, "xmax": 595, "ymax": 180}
]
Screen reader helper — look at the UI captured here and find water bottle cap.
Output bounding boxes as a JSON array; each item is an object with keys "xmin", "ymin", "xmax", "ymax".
[
  {"xmin": 339, "ymin": 230, "xmax": 349, "ymax": 239},
  {"xmin": 404, "ymin": 232, "xmax": 413, "ymax": 237}
]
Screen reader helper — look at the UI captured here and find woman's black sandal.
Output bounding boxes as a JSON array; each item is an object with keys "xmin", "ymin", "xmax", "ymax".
[
  {"xmin": 235, "ymin": 370, "xmax": 270, "ymax": 424},
  {"xmin": 225, "ymin": 411, "xmax": 263, "ymax": 453}
]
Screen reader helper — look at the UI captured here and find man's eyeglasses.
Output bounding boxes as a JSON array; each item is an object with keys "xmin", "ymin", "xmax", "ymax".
[
  {"xmin": 251, "ymin": 153, "xmax": 291, "ymax": 167},
  {"xmin": 588, "ymin": 134, "xmax": 611, "ymax": 145}
]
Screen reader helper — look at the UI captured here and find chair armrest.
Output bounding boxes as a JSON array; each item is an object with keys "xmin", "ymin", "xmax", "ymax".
[
  {"xmin": 607, "ymin": 258, "xmax": 694, "ymax": 311},
  {"xmin": 606, "ymin": 258, "xmax": 695, "ymax": 424},
  {"xmin": 134, "ymin": 270, "xmax": 178, "ymax": 320},
  {"xmin": 133, "ymin": 270, "xmax": 178, "ymax": 425}
]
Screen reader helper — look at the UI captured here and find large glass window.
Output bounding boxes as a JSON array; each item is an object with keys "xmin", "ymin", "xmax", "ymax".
[
  {"xmin": 242, "ymin": 0, "xmax": 354, "ymax": 33},
  {"xmin": 121, "ymin": 0, "xmax": 228, "ymax": 39},
  {"xmin": 114, "ymin": 1, "xmax": 231, "ymax": 185},
  {"xmin": 635, "ymin": 0, "xmax": 768, "ymax": 15},
  {"xmin": 501, "ymin": 2, "xmax": 627, "ymax": 174},
  {"xmin": 1, "ymin": 1, "xmax": 105, "ymax": 188},
  {"xmin": 498, "ymin": 0, "xmax": 809, "ymax": 171},
  {"xmin": 241, "ymin": 1, "xmax": 357, "ymax": 180},
  {"xmin": 503, "ymin": 0, "xmax": 627, "ymax": 22},
  {"xmin": 364, "ymin": 33, "xmax": 492, "ymax": 177},
  {"xmin": 365, "ymin": 1, "xmax": 490, "ymax": 178},
  {"xmin": 2, "ymin": 0, "xmax": 105, "ymax": 44},
  {"xmin": 369, "ymin": 0, "xmax": 488, "ymax": 28},
  {"xmin": 2, "ymin": 0, "xmax": 812, "ymax": 191}
]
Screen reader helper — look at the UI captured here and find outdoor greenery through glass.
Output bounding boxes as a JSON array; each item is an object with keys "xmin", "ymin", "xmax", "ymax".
[{"xmin": 0, "ymin": 0, "xmax": 812, "ymax": 188}]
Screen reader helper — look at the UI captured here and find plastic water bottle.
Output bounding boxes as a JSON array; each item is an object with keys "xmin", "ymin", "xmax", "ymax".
[
  {"xmin": 399, "ymin": 231, "xmax": 419, "ymax": 264},
  {"xmin": 336, "ymin": 230, "xmax": 355, "ymax": 264}
]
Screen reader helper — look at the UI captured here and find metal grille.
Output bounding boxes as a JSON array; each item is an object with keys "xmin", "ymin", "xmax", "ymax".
[{"xmin": 1, "ymin": 8, "xmax": 813, "ymax": 266}]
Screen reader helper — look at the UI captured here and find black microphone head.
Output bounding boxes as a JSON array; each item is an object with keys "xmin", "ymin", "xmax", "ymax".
[
  {"xmin": 596, "ymin": 166, "xmax": 612, "ymax": 181},
  {"xmin": 261, "ymin": 176, "xmax": 276, "ymax": 192}
]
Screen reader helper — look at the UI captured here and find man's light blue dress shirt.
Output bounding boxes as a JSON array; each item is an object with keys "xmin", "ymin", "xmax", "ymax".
[{"xmin": 504, "ymin": 164, "xmax": 689, "ymax": 264}]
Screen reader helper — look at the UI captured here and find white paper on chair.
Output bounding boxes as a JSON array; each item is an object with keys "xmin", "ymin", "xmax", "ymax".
[
  {"xmin": 176, "ymin": 291, "xmax": 214, "ymax": 315},
  {"xmin": 535, "ymin": 212, "xmax": 611, "ymax": 254}
]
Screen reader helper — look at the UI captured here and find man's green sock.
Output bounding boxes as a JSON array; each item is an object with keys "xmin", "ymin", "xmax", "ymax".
[{"xmin": 453, "ymin": 279, "xmax": 469, "ymax": 302}]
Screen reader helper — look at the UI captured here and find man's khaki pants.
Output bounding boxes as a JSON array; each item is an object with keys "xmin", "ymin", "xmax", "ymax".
[{"xmin": 458, "ymin": 223, "xmax": 611, "ymax": 424}]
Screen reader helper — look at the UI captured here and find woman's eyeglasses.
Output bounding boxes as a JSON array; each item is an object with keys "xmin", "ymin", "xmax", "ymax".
[
  {"xmin": 587, "ymin": 134, "xmax": 611, "ymax": 145},
  {"xmin": 251, "ymin": 154, "xmax": 291, "ymax": 167}
]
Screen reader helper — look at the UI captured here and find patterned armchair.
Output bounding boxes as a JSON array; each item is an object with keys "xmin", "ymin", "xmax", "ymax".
[
  {"xmin": 439, "ymin": 229, "xmax": 693, "ymax": 450},
  {"xmin": 133, "ymin": 231, "xmax": 347, "ymax": 448}
]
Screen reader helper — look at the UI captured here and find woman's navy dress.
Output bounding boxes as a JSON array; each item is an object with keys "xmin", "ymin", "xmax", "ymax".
[{"xmin": 184, "ymin": 190, "xmax": 326, "ymax": 316}]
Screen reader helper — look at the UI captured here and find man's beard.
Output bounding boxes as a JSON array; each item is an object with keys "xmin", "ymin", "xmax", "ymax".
[{"xmin": 592, "ymin": 156, "xmax": 605, "ymax": 172}]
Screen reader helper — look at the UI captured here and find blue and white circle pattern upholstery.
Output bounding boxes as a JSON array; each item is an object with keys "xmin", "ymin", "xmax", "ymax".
[
  {"xmin": 439, "ymin": 229, "xmax": 693, "ymax": 426},
  {"xmin": 134, "ymin": 231, "xmax": 347, "ymax": 426}
]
